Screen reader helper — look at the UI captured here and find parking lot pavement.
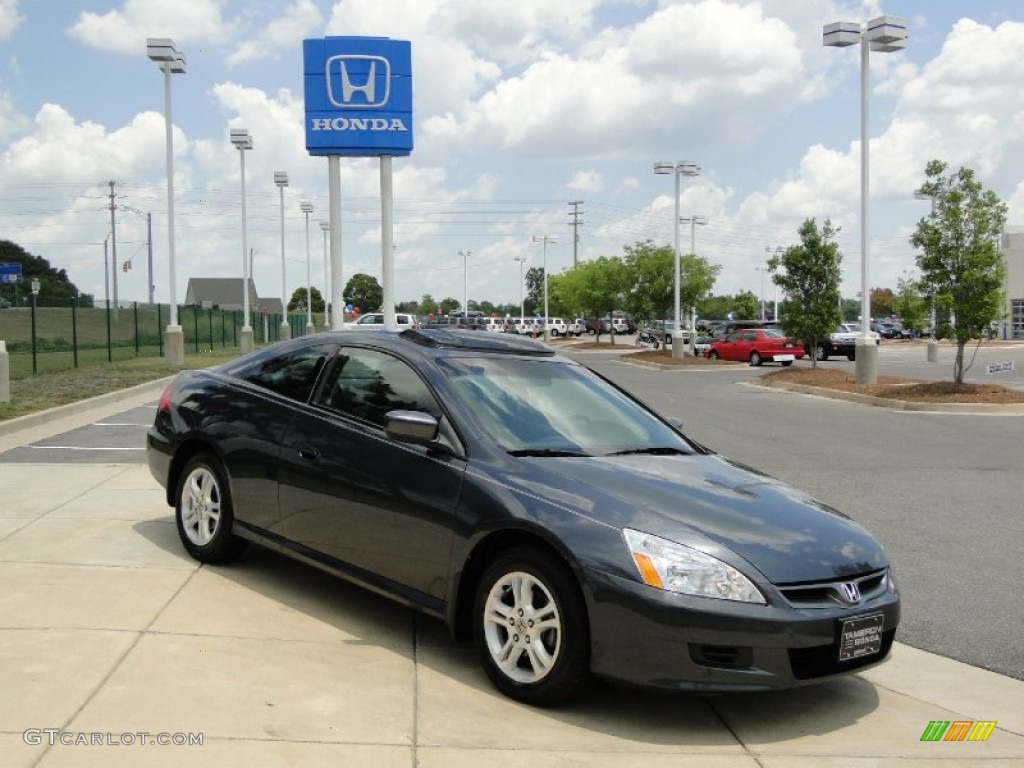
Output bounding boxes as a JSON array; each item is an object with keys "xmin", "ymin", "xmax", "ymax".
[{"xmin": 1, "ymin": 392, "xmax": 1022, "ymax": 766}]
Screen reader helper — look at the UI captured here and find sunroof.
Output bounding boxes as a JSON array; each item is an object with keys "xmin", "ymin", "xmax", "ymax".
[{"xmin": 400, "ymin": 328, "xmax": 555, "ymax": 355}]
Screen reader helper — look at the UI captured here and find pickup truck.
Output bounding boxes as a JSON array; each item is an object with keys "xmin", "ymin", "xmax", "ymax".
[{"xmin": 808, "ymin": 323, "xmax": 881, "ymax": 361}]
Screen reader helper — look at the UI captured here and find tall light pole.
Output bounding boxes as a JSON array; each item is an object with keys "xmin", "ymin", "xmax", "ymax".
[
  {"xmin": 824, "ymin": 15, "xmax": 907, "ymax": 384},
  {"xmin": 300, "ymin": 201, "xmax": 315, "ymax": 335},
  {"xmin": 230, "ymin": 128, "xmax": 254, "ymax": 353},
  {"xmin": 146, "ymin": 37, "xmax": 185, "ymax": 364},
  {"xmin": 765, "ymin": 246, "xmax": 782, "ymax": 322},
  {"xmin": 654, "ymin": 161, "xmax": 701, "ymax": 357},
  {"xmin": 914, "ymin": 187, "xmax": 939, "ymax": 361},
  {"xmin": 680, "ymin": 215, "xmax": 707, "ymax": 353},
  {"xmin": 532, "ymin": 235, "xmax": 557, "ymax": 341},
  {"xmin": 513, "ymin": 255, "xmax": 528, "ymax": 323},
  {"xmin": 458, "ymin": 249, "xmax": 471, "ymax": 320},
  {"xmin": 320, "ymin": 220, "xmax": 330, "ymax": 329},
  {"xmin": 274, "ymin": 172, "xmax": 291, "ymax": 340}
]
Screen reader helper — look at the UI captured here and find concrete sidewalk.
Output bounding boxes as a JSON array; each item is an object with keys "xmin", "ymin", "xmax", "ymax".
[{"xmin": 0, "ymin": 393, "xmax": 1022, "ymax": 766}]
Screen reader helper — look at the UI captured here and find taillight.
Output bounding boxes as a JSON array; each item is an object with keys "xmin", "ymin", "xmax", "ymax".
[{"xmin": 158, "ymin": 382, "xmax": 173, "ymax": 414}]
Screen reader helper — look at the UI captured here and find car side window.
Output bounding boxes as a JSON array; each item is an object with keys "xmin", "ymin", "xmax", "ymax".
[
  {"xmin": 742, "ymin": 330, "xmax": 757, "ymax": 342},
  {"xmin": 231, "ymin": 343, "xmax": 336, "ymax": 402},
  {"xmin": 318, "ymin": 348, "xmax": 442, "ymax": 427}
]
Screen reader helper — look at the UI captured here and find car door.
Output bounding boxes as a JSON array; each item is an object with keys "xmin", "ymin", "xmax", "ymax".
[{"xmin": 277, "ymin": 346, "xmax": 464, "ymax": 601}]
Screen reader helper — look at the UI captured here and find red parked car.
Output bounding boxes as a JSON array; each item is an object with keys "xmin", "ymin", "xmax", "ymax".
[{"xmin": 706, "ymin": 328, "xmax": 805, "ymax": 366}]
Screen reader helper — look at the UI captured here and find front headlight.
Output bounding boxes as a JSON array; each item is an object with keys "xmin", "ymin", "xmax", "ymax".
[{"xmin": 622, "ymin": 528, "xmax": 766, "ymax": 604}]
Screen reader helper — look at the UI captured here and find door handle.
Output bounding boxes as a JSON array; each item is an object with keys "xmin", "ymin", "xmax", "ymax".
[{"xmin": 297, "ymin": 446, "xmax": 321, "ymax": 462}]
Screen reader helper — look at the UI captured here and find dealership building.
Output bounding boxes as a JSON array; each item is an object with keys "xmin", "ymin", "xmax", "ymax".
[{"xmin": 1003, "ymin": 227, "xmax": 1024, "ymax": 339}]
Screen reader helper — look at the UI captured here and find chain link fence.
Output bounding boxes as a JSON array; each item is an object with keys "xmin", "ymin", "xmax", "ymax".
[{"xmin": 0, "ymin": 298, "xmax": 310, "ymax": 378}]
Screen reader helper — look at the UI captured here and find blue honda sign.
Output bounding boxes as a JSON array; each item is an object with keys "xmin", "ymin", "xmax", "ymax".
[
  {"xmin": 303, "ymin": 36, "xmax": 413, "ymax": 157},
  {"xmin": 0, "ymin": 262, "xmax": 22, "ymax": 284}
]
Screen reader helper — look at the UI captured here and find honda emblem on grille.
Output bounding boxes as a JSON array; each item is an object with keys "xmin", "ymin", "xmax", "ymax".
[{"xmin": 841, "ymin": 582, "xmax": 862, "ymax": 603}]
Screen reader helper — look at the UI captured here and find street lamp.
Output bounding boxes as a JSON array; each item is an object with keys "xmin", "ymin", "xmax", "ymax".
[
  {"xmin": 147, "ymin": 37, "xmax": 186, "ymax": 364},
  {"xmin": 914, "ymin": 188, "xmax": 939, "ymax": 361},
  {"xmin": 274, "ymin": 172, "xmax": 291, "ymax": 340},
  {"xmin": 458, "ymin": 249, "xmax": 471, "ymax": 322},
  {"xmin": 230, "ymin": 128, "xmax": 254, "ymax": 353},
  {"xmin": 513, "ymin": 255, "xmax": 528, "ymax": 323},
  {"xmin": 300, "ymin": 200, "xmax": 315, "ymax": 335},
  {"xmin": 320, "ymin": 220, "xmax": 330, "ymax": 329},
  {"xmin": 679, "ymin": 215, "xmax": 707, "ymax": 353},
  {"xmin": 532, "ymin": 235, "xmax": 557, "ymax": 341},
  {"xmin": 824, "ymin": 14, "xmax": 907, "ymax": 384},
  {"xmin": 654, "ymin": 161, "xmax": 701, "ymax": 357}
]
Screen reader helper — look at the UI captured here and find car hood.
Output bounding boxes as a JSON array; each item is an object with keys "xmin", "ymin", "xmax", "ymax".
[{"xmin": 510, "ymin": 453, "xmax": 887, "ymax": 584}]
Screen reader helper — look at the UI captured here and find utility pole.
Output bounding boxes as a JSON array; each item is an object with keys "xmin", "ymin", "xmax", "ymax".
[
  {"xmin": 107, "ymin": 180, "xmax": 119, "ymax": 311},
  {"xmin": 568, "ymin": 200, "xmax": 583, "ymax": 268}
]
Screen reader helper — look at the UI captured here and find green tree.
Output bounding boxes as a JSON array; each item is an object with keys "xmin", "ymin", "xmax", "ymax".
[
  {"xmin": 768, "ymin": 218, "xmax": 842, "ymax": 369},
  {"xmin": 555, "ymin": 256, "xmax": 629, "ymax": 343},
  {"xmin": 439, "ymin": 296, "xmax": 460, "ymax": 315},
  {"xmin": 0, "ymin": 239, "xmax": 87, "ymax": 306},
  {"xmin": 893, "ymin": 275, "xmax": 928, "ymax": 336},
  {"xmin": 911, "ymin": 160, "xmax": 1008, "ymax": 384},
  {"xmin": 732, "ymin": 290, "xmax": 758, "ymax": 320},
  {"xmin": 288, "ymin": 286, "xmax": 324, "ymax": 314},
  {"xmin": 621, "ymin": 240, "xmax": 673, "ymax": 321},
  {"xmin": 524, "ymin": 266, "xmax": 545, "ymax": 315},
  {"xmin": 418, "ymin": 294, "xmax": 439, "ymax": 317},
  {"xmin": 344, "ymin": 273, "xmax": 383, "ymax": 314}
]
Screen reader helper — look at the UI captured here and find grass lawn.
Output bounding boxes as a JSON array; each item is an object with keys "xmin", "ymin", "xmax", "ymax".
[{"xmin": 0, "ymin": 351, "xmax": 238, "ymax": 421}]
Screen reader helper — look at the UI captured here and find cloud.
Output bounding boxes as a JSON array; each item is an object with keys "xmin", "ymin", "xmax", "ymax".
[
  {"xmin": 67, "ymin": 0, "xmax": 233, "ymax": 54},
  {"xmin": 565, "ymin": 169, "xmax": 603, "ymax": 193},
  {"xmin": 0, "ymin": 0, "xmax": 23, "ymax": 41},
  {"xmin": 227, "ymin": 0, "xmax": 323, "ymax": 66}
]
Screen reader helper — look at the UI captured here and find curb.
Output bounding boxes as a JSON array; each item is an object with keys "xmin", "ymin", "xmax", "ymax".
[
  {"xmin": 755, "ymin": 379, "xmax": 1024, "ymax": 414},
  {"xmin": 0, "ymin": 377, "xmax": 173, "ymax": 438}
]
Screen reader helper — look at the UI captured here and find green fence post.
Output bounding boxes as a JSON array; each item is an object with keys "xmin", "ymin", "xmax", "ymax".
[
  {"xmin": 72, "ymin": 296, "xmax": 79, "ymax": 368},
  {"xmin": 208, "ymin": 307, "xmax": 213, "ymax": 352},
  {"xmin": 193, "ymin": 305, "xmax": 199, "ymax": 354},
  {"xmin": 30, "ymin": 292, "xmax": 38, "ymax": 375},
  {"xmin": 106, "ymin": 298, "xmax": 112, "ymax": 363},
  {"xmin": 133, "ymin": 302, "xmax": 139, "ymax": 356}
]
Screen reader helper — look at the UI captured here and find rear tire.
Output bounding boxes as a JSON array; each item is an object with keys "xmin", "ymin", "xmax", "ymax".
[
  {"xmin": 474, "ymin": 548, "xmax": 590, "ymax": 706},
  {"xmin": 749, "ymin": 351, "xmax": 762, "ymax": 366},
  {"xmin": 175, "ymin": 453, "xmax": 246, "ymax": 563},
  {"xmin": 815, "ymin": 344, "xmax": 828, "ymax": 361}
]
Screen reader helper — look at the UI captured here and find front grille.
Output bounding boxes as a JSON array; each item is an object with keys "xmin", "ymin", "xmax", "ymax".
[
  {"xmin": 789, "ymin": 628, "xmax": 896, "ymax": 680},
  {"xmin": 777, "ymin": 569, "xmax": 889, "ymax": 609}
]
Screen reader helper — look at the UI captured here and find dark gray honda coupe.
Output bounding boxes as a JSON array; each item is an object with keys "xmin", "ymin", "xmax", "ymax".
[{"xmin": 147, "ymin": 328, "xmax": 899, "ymax": 704}]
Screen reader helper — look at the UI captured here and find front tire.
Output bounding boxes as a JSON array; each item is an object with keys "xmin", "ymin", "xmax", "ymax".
[
  {"xmin": 474, "ymin": 548, "xmax": 590, "ymax": 705},
  {"xmin": 708, "ymin": 350, "xmax": 719, "ymax": 360},
  {"xmin": 175, "ymin": 453, "xmax": 246, "ymax": 563}
]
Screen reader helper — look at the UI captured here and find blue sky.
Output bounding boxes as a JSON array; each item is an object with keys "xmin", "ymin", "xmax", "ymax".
[{"xmin": 1, "ymin": 0, "xmax": 1023, "ymax": 312}]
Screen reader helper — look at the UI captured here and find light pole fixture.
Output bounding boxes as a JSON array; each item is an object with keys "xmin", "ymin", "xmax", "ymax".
[
  {"xmin": 824, "ymin": 14, "xmax": 907, "ymax": 384},
  {"xmin": 147, "ymin": 37, "xmax": 186, "ymax": 364},
  {"xmin": 679, "ymin": 215, "xmax": 708, "ymax": 353},
  {"xmin": 274, "ymin": 171, "xmax": 291, "ymax": 340},
  {"xmin": 230, "ymin": 127, "xmax": 254, "ymax": 352},
  {"xmin": 532, "ymin": 235, "xmax": 557, "ymax": 341},
  {"xmin": 458, "ymin": 250, "xmax": 471, "ymax": 323},
  {"xmin": 513, "ymin": 255, "xmax": 528, "ymax": 322},
  {"xmin": 914, "ymin": 187, "xmax": 939, "ymax": 360},
  {"xmin": 320, "ymin": 220, "xmax": 330, "ymax": 329},
  {"xmin": 654, "ymin": 161, "xmax": 701, "ymax": 357},
  {"xmin": 300, "ymin": 200, "xmax": 315, "ymax": 334}
]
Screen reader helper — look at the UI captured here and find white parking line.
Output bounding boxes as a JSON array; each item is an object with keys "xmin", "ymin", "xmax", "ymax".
[
  {"xmin": 92, "ymin": 423, "xmax": 152, "ymax": 427},
  {"xmin": 26, "ymin": 446, "xmax": 142, "ymax": 451}
]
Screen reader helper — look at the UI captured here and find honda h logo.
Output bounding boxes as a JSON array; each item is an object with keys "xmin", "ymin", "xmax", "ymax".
[
  {"xmin": 326, "ymin": 55, "xmax": 390, "ymax": 108},
  {"xmin": 841, "ymin": 582, "xmax": 862, "ymax": 603}
]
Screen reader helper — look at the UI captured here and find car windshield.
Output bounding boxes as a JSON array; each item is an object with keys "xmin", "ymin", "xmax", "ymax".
[{"xmin": 440, "ymin": 357, "xmax": 693, "ymax": 457}]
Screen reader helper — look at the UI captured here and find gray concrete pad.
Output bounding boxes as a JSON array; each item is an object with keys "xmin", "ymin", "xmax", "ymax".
[{"xmin": 0, "ymin": 390, "xmax": 1021, "ymax": 767}]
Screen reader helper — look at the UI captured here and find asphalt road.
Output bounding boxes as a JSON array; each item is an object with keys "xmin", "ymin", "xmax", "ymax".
[{"xmin": 1, "ymin": 339, "xmax": 1021, "ymax": 682}]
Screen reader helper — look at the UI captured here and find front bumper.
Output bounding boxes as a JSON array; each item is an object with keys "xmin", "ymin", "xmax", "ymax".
[{"xmin": 584, "ymin": 568, "xmax": 899, "ymax": 692}]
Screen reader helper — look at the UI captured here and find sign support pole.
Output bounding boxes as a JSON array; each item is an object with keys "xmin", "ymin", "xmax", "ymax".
[
  {"xmin": 381, "ymin": 156, "xmax": 396, "ymax": 328},
  {"xmin": 329, "ymin": 156, "xmax": 343, "ymax": 329}
]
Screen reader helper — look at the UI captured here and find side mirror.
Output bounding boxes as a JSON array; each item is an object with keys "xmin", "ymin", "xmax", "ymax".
[{"xmin": 385, "ymin": 410, "xmax": 439, "ymax": 445}]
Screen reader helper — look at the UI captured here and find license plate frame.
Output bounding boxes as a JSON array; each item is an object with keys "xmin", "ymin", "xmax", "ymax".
[
  {"xmin": 839, "ymin": 613, "xmax": 884, "ymax": 662},
  {"xmin": 774, "ymin": 353, "xmax": 795, "ymax": 362}
]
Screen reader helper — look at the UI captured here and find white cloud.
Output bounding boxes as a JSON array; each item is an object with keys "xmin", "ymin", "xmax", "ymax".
[
  {"xmin": 0, "ymin": 0, "xmax": 23, "ymax": 40},
  {"xmin": 228, "ymin": 0, "xmax": 323, "ymax": 66},
  {"xmin": 67, "ymin": 0, "xmax": 233, "ymax": 54},
  {"xmin": 566, "ymin": 169, "xmax": 603, "ymax": 193}
]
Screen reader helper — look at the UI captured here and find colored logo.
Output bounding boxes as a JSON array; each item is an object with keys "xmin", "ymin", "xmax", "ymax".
[{"xmin": 920, "ymin": 720, "xmax": 996, "ymax": 742}]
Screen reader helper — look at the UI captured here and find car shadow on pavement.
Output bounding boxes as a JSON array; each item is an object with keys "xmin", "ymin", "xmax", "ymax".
[{"xmin": 130, "ymin": 524, "xmax": 882, "ymax": 748}]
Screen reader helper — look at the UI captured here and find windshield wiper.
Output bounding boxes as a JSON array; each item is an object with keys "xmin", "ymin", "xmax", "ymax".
[
  {"xmin": 606, "ymin": 446, "xmax": 690, "ymax": 457},
  {"xmin": 508, "ymin": 448, "xmax": 592, "ymax": 458}
]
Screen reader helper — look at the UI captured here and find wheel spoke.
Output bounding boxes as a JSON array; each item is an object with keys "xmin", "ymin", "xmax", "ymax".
[
  {"xmin": 525, "ymin": 639, "xmax": 555, "ymax": 676},
  {"xmin": 485, "ymin": 595, "xmax": 513, "ymax": 624}
]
